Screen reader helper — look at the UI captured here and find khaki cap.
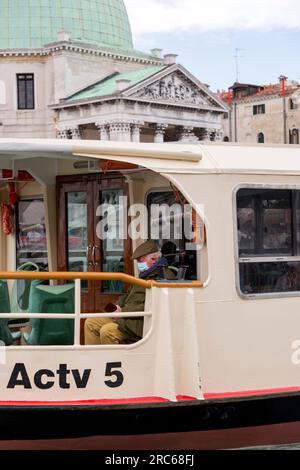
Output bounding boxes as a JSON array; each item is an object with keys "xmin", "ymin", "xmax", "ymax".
[{"xmin": 131, "ymin": 240, "xmax": 159, "ymax": 260}]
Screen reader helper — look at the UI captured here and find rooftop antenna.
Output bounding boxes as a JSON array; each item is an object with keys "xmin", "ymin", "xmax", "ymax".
[{"xmin": 233, "ymin": 48, "xmax": 245, "ymax": 83}]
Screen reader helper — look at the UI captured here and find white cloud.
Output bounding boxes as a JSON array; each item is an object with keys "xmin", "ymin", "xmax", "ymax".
[{"xmin": 125, "ymin": 0, "xmax": 300, "ymax": 36}]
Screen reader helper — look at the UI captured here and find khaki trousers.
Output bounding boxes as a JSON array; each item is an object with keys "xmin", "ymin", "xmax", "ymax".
[{"xmin": 84, "ymin": 317, "xmax": 127, "ymax": 345}]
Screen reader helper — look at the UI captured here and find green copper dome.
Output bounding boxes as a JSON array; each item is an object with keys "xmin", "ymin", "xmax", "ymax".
[{"xmin": 0, "ymin": 0, "xmax": 134, "ymax": 50}]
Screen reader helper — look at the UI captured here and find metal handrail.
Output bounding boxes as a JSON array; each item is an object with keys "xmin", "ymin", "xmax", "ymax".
[
  {"xmin": 0, "ymin": 271, "xmax": 203, "ymax": 289},
  {"xmin": 0, "ymin": 312, "xmax": 151, "ymax": 319}
]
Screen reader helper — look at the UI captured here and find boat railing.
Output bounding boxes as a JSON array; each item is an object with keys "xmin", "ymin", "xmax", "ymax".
[
  {"xmin": 0, "ymin": 272, "xmax": 203, "ymax": 346},
  {"xmin": 0, "ymin": 271, "xmax": 203, "ymax": 288}
]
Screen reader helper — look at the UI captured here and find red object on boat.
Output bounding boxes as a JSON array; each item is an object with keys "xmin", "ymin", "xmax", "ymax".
[
  {"xmin": 0, "ymin": 170, "xmax": 13, "ymax": 179},
  {"xmin": 8, "ymin": 182, "xmax": 18, "ymax": 206},
  {"xmin": 102, "ymin": 160, "xmax": 138, "ymax": 173},
  {"xmin": 0, "ymin": 169, "xmax": 34, "ymax": 181},
  {"xmin": 18, "ymin": 171, "xmax": 34, "ymax": 181},
  {"xmin": 1, "ymin": 203, "xmax": 13, "ymax": 235}
]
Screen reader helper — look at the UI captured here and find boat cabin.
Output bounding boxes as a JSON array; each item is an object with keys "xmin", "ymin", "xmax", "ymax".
[{"xmin": 1, "ymin": 139, "xmax": 300, "ymax": 406}]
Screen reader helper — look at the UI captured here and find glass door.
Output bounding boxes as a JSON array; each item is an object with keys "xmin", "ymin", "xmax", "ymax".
[
  {"xmin": 57, "ymin": 179, "xmax": 95, "ymax": 312},
  {"xmin": 57, "ymin": 175, "xmax": 133, "ymax": 314},
  {"xmin": 93, "ymin": 177, "xmax": 133, "ymax": 312}
]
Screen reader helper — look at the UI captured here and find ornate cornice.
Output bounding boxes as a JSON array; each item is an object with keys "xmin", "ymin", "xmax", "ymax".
[
  {"xmin": 53, "ymin": 96, "xmax": 225, "ymax": 114},
  {"xmin": 0, "ymin": 41, "xmax": 162, "ymax": 65}
]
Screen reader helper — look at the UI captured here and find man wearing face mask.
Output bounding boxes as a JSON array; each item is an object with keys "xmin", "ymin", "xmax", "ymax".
[{"xmin": 84, "ymin": 240, "xmax": 175, "ymax": 345}]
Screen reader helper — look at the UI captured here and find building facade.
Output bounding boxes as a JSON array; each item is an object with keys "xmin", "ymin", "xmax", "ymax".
[
  {"xmin": 0, "ymin": 0, "xmax": 227, "ymax": 143},
  {"xmin": 221, "ymin": 80, "xmax": 300, "ymax": 144}
]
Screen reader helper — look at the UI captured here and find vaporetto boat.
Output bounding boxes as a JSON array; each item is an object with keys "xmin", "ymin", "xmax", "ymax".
[{"xmin": 1, "ymin": 139, "xmax": 300, "ymax": 449}]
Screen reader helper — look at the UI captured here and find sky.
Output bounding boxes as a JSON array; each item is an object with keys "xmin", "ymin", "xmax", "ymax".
[{"xmin": 125, "ymin": 0, "xmax": 300, "ymax": 92}]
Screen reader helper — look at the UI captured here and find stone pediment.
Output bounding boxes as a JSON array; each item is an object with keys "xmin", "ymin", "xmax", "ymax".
[{"xmin": 126, "ymin": 68, "xmax": 224, "ymax": 109}]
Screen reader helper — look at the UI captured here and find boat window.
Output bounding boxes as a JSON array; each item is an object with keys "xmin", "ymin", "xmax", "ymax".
[
  {"xmin": 16, "ymin": 199, "xmax": 48, "ymax": 271},
  {"xmin": 237, "ymin": 188, "xmax": 300, "ymax": 295},
  {"xmin": 147, "ymin": 190, "xmax": 198, "ymax": 280},
  {"xmin": 101, "ymin": 189, "xmax": 125, "ymax": 293}
]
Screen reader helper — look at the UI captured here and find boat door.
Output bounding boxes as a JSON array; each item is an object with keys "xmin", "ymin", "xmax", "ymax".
[{"xmin": 57, "ymin": 174, "xmax": 132, "ymax": 313}]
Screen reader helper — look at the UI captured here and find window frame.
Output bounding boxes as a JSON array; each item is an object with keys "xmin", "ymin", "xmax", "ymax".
[
  {"xmin": 253, "ymin": 104, "xmax": 265, "ymax": 116},
  {"xmin": 16, "ymin": 196, "xmax": 48, "ymax": 271},
  {"xmin": 17, "ymin": 73, "xmax": 35, "ymax": 110},
  {"xmin": 145, "ymin": 187, "xmax": 201, "ymax": 281},
  {"xmin": 233, "ymin": 183, "xmax": 300, "ymax": 300}
]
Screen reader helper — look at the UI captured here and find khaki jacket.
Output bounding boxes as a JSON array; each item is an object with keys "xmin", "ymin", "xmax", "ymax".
[{"xmin": 117, "ymin": 266, "xmax": 175, "ymax": 341}]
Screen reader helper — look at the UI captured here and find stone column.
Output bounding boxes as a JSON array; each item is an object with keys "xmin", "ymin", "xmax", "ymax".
[
  {"xmin": 201, "ymin": 128, "xmax": 213, "ymax": 141},
  {"xmin": 154, "ymin": 124, "xmax": 168, "ymax": 143},
  {"xmin": 179, "ymin": 126, "xmax": 199, "ymax": 142},
  {"xmin": 214, "ymin": 130, "xmax": 224, "ymax": 142},
  {"xmin": 70, "ymin": 127, "xmax": 81, "ymax": 139},
  {"xmin": 109, "ymin": 121, "xmax": 132, "ymax": 142},
  {"xmin": 57, "ymin": 129, "xmax": 69, "ymax": 139},
  {"xmin": 96, "ymin": 122, "xmax": 109, "ymax": 141},
  {"xmin": 131, "ymin": 123, "xmax": 142, "ymax": 143}
]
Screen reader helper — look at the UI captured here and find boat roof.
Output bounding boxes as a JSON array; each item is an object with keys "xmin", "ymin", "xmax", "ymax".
[{"xmin": 1, "ymin": 139, "xmax": 300, "ymax": 175}]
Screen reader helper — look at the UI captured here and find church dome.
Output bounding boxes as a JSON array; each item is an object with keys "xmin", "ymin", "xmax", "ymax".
[{"xmin": 0, "ymin": 0, "xmax": 134, "ymax": 50}]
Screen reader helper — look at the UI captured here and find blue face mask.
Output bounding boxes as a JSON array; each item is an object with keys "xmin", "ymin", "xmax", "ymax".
[{"xmin": 137, "ymin": 261, "xmax": 149, "ymax": 273}]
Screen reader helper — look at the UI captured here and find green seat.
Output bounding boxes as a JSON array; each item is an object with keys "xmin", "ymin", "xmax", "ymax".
[
  {"xmin": 10, "ymin": 262, "xmax": 40, "ymax": 316},
  {"xmin": 0, "ymin": 280, "xmax": 21, "ymax": 345},
  {"xmin": 24, "ymin": 284, "xmax": 75, "ymax": 345}
]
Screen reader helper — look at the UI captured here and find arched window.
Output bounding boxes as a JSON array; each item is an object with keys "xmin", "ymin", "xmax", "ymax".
[
  {"xmin": 223, "ymin": 136, "xmax": 229, "ymax": 142},
  {"xmin": 257, "ymin": 132, "xmax": 264, "ymax": 144},
  {"xmin": 0, "ymin": 80, "xmax": 6, "ymax": 105}
]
